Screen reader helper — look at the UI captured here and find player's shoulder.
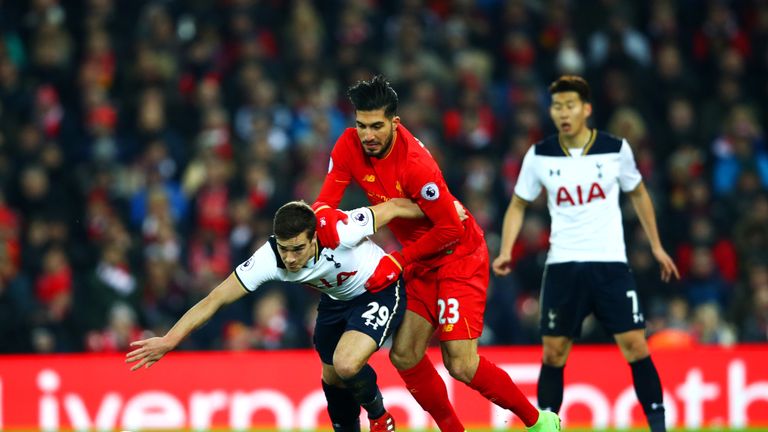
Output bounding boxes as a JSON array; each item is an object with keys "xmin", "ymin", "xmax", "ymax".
[
  {"xmin": 340, "ymin": 127, "xmax": 358, "ymax": 140},
  {"xmin": 333, "ymin": 128, "xmax": 360, "ymax": 151},
  {"xmin": 345, "ymin": 207, "xmax": 373, "ymax": 226},
  {"xmin": 329, "ymin": 129, "xmax": 364, "ymax": 167},
  {"xmin": 400, "ymin": 125, "xmax": 436, "ymax": 166},
  {"xmin": 587, "ymin": 130, "xmax": 624, "ymax": 155},
  {"xmin": 532, "ymin": 134, "xmax": 565, "ymax": 157},
  {"xmin": 337, "ymin": 207, "xmax": 375, "ymax": 247}
]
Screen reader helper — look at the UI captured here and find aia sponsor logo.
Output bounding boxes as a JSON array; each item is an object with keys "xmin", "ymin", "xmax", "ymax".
[{"xmin": 556, "ymin": 182, "xmax": 606, "ymax": 206}]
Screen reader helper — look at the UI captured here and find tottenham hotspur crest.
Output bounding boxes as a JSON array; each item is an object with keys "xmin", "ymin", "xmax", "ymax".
[{"xmin": 548, "ymin": 309, "xmax": 557, "ymax": 329}]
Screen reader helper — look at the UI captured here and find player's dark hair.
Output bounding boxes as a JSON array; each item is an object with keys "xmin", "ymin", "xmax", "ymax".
[
  {"xmin": 274, "ymin": 201, "xmax": 316, "ymax": 240},
  {"xmin": 549, "ymin": 75, "xmax": 591, "ymax": 103},
  {"xmin": 347, "ymin": 75, "xmax": 398, "ymax": 118}
]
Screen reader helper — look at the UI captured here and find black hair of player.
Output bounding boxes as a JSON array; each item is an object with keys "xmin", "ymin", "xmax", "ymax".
[
  {"xmin": 347, "ymin": 75, "xmax": 399, "ymax": 118},
  {"xmin": 549, "ymin": 75, "xmax": 591, "ymax": 103},
  {"xmin": 274, "ymin": 201, "xmax": 316, "ymax": 240}
]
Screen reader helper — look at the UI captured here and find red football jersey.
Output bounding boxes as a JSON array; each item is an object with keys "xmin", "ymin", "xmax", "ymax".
[{"xmin": 316, "ymin": 124, "xmax": 484, "ymax": 269}]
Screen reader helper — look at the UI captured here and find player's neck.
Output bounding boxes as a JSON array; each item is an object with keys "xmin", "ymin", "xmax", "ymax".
[
  {"xmin": 559, "ymin": 127, "xmax": 593, "ymax": 149},
  {"xmin": 376, "ymin": 130, "xmax": 398, "ymax": 160}
]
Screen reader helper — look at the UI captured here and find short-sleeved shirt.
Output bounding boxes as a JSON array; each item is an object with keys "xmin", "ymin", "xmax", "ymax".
[
  {"xmin": 234, "ymin": 207, "xmax": 383, "ymax": 301},
  {"xmin": 515, "ymin": 130, "xmax": 642, "ymax": 264}
]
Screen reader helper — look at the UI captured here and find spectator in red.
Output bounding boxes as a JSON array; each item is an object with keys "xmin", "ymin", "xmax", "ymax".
[
  {"xmin": 188, "ymin": 228, "xmax": 231, "ymax": 279},
  {"xmin": 35, "ymin": 245, "xmax": 72, "ymax": 311},
  {"xmin": 86, "ymin": 302, "xmax": 145, "ymax": 352},
  {"xmin": 443, "ymin": 83, "xmax": 496, "ymax": 151},
  {"xmin": 191, "ymin": 155, "xmax": 232, "ymax": 237}
]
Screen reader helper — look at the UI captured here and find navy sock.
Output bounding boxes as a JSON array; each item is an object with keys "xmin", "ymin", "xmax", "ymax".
[
  {"xmin": 537, "ymin": 364, "xmax": 564, "ymax": 413},
  {"xmin": 341, "ymin": 364, "xmax": 385, "ymax": 419},
  {"xmin": 630, "ymin": 356, "xmax": 666, "ymax": 432},
  {"xmin": 322, "ymin": 381, "xmax": 361, "ymax": 432}
]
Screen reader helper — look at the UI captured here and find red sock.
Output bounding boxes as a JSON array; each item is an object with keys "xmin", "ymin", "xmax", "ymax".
[
  {"xmin": 398, "ymin": 356, "xmax": 465, "ymax": 432},
  {"xmin": 468, "ymin": 356, "xmax": 539, "ymax": 427}
]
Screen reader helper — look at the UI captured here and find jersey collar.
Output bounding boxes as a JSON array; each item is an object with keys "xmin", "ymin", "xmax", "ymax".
[
  {"xmin": 558, "ymin": 128, "xmax": 596, "ymax": 157},
  {"xmin": 379, "ymin": 130, "xmax": 398, "ymax": 160}
]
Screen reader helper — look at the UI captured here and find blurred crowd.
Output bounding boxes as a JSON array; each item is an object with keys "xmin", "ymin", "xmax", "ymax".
[{"xmin": 0, "ymin": 0, "xmax": 767, "ymax": 354}]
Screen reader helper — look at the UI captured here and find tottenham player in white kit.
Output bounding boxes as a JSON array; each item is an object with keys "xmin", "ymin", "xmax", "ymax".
[
  {"xmin": 493, "ymin": 76, "xmax": 680, "ymax": 432},
  {"xmin": 127, "ymin": 198, "xmax": 465, "ymax": 432}
]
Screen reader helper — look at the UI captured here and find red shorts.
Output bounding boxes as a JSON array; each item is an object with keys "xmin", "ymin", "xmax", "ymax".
[{"xmin": 403, "ymin": 246, "xmax": 489, "ymax": 341}]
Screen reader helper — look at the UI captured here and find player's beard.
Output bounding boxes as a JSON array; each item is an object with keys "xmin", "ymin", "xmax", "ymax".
[{"xmin": 362, "ymin": 127, "xmax": 395, "ymax": 158}]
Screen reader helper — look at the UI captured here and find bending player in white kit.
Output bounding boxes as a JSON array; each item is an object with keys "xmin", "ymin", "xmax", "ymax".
[{"xmin": 127, "ymin": 198, "xmax": 465, "ymax": 432}]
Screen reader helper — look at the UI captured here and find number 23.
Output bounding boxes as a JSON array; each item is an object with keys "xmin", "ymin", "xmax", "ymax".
[{"xmin": 438, "ymin": 298, "xmax": 459, "ymax": 324}]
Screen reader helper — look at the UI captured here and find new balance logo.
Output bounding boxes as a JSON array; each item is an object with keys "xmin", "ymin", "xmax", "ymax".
[{"xmin": 363, "ymin": 174, "xmax": 376, "ymax": 182}]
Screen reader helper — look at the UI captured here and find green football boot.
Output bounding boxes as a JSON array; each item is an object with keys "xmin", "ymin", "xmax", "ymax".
[{"xmin": 526, "ymin": 410, "xmax": 561, "ymax": 432}]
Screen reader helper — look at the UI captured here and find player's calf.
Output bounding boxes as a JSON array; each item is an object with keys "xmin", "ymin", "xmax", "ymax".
[
  {"xmin": 341, "ymin": 364, "xmax": 387, "ymax": 420},
  {"xmin": 322, "ymin": 381, "xmax": 362, "ymax": 432}
]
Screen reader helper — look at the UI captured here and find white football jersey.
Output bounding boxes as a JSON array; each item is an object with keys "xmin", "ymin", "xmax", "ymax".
[
  {"xmin": 234, "ymin": 207, "xmax": 384, "ymax": 300},
  {"xmin": 515, "ymin": 130, "xmax": 642, "ymax": 264}
]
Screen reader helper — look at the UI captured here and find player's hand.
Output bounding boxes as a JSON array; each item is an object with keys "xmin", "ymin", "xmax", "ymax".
[
  {"xmin": 365, "ymin": 252, "xmax": 405, "ymax": 293},
  {"xmin": 454, "ymin": 200, "xmax": 468, "ymax": 222},
  {"xmin": 125, "ymin": 337, "xmax": 174, "ymax": 371},
  {"xmin": 651, "ymin": 246, "xmax": 680, "ymax": 283},
  {"xmin": 492, "ymin": 253, "xmax": 512, "ymax": 277},
  {"xmin": 312, "ymin": 202, "xmax": 348, "ymax": 249}
]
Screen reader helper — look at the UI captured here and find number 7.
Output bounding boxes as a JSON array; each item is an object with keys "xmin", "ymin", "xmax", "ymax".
[{"xmin": 626, "ymin": 290, "xmax": 638, "ymax": 314}]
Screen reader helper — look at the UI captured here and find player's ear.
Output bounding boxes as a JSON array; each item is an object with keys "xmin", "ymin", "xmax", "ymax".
[
  {"xmin": 584, "ymin": 102, "xmax": 593, "ymax": 118},
  {"xmin": 391, "ymin": 116, "xmax": 401, "ymax": 128}
]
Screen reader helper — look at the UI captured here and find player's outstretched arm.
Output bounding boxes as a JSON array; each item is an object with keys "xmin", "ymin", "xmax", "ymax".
[
  {"xmin": 493, "ymin": 195, "xmax": 530, "ymax": 277},
  {"xmin": 369, "ymin": 198, "xmax": 467, "ymax": 230},
  {"xmin": 627, "ymin": 182, "xmax": 680, "ymax": 282},
  {"xmin": 126, "ymin": 273, "xmax": 247, "ymax": 371}
]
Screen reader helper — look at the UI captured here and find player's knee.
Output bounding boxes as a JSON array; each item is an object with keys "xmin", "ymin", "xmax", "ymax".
[
  {"xmin": 542, "ymin": 346, "xmax": 569, "ymax": 366},
  {"xmin": 333, "ymin": 359, "xmax": 364, "ymax": 380},
  {"xmin": 389, "ymin": 347, "xmax": 420, "ymax": 370},
  {"xmin": 444, "ymin": 357, "xmax": 475, "ymax": 383},
  {"xmin": 333, "ymin": 352, "xmax": 366, "ymax": 380},
  {"xmin": 619, "ymin": 339, "xmax": 649, "ymax": 362}
]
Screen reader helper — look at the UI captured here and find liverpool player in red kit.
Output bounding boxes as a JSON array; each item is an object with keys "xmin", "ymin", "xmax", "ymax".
[{"xmin": 313, "ymin": 76, "xmax": 560, "ymax": 432}]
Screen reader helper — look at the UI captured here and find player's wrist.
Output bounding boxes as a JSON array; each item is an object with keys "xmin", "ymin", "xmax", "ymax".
[
  {"xmin": 389, "ymin": 251, "xmax": 407, "ymax": 268},
  {"xmin": 311, "ymin": 202, "xmax": 331, "ymax": 213},
  {"xmin": 161, "ymin": 334, "xmax": 181, "ymax": 350}
]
